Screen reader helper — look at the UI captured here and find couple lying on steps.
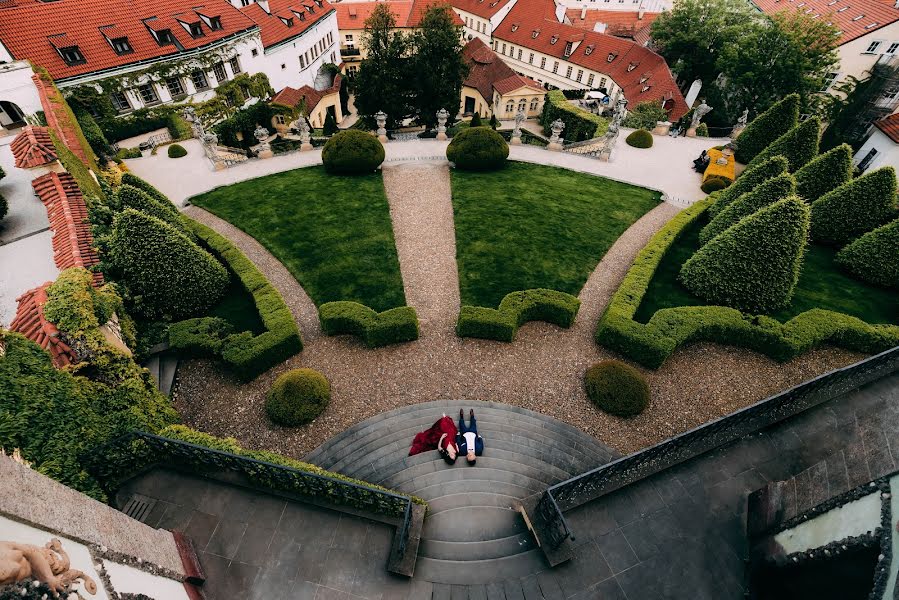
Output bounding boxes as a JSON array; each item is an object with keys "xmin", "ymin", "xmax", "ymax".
[{"xmin": 408, "ymin": 409, "xmax": 484, "ymax": 465}]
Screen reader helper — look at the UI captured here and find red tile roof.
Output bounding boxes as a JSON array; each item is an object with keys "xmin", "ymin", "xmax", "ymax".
[
  {"xmin": 494, "ymin": 0, "xmax": 688, "ymax": 119},
  {"xmin": 240, "ymin": 0, "xmax": 336, "ymax": 49},
  {"xmin": 10, "ymin": 283, "xmax": 78, "ymax": 369},
  {"xmin": 565, "ymin": 9, "xmax": 660, "ymax": 39},
  {"xmin": 874, "ymin": 111, "xmax": 899, "ymax": 143},
  {"xmin": 0, "ymin": 0, "xmax": 258, "ymax": 81},
  {"xmin": 10, "ymin": 126, "xmax": 57, "ymax": 169},
  {"xmin": 335, "ymin": 0, "xmax": 461, "ymax": 29},
  {"xmin": 463, "ymin": 37, "xmax": 543, "ymax": 99},
  {"xmin": 449, "ymin": 0, "xmax": 517, "ymax": 19},
  {"xmin": 751, "ymin": 0, "xmax": 899, "ymax": 45},
  {"xmin": 271, "ymin": 72, "xmax": 342, "ymax": 111},
  {"xmin": 31, "ymin": 73, "xmax": 94, "ymax": 168},
  {"xmin": 407, "ymin": 0, "xmax": 465, "ymax": 26},
  {"xmin": 32, "ymin": 172, "xmax": 104, "ymax": 286}
]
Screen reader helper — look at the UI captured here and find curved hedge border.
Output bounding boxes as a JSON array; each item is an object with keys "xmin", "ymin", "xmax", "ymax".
[
  {"xmin": 168, "ymin": 217, "xmax": 303, "ymax": 381},
  {"xmin": 319, "ymin": 301, "xmax": 419, "ymax": 348},
  {"xmin": 456, "ymin": 289, "xmax": 581, "ymax": 342},
  {"xmin": 595, "ymin": 198, "xmax": 899, "ymax": 368}
]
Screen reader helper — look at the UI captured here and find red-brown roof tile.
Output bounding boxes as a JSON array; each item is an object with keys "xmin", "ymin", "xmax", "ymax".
[
  {"xmin": 463, "ymin": 37, "xmax": 543, "ymax": 99},
  {"xmin": 751, "ymin": 0, "xmax": 899, "ymax": 45},
  {"xmin": 10, "ymin": 126, "xmax": 57, "ymax": 169},
  {"xmin": 31, "ymin": 73, "xmax": 93, "ymax": 168},
  {"xmin": 10, "ymin": 283, "xmax": 78, "ymax": 369},
  {"xmin": 449, "ymin": 0, "xmax": 517, "ymax": 19},
  {"xmin": 271, "ymin": 72, "xmax": 342, "ymax": 111},
  {"xmin": 874, "ymin": 111, "xmax": 899, "ymax": 143},
  {"xmin": 335, "ymin": 1, "xmax": 414, "ymax": 28},
  {"xmin": 240, "ymin": 0, "xmax": 336, "ymax": 49},
  {"xmin": 407, "ymin": 0, "xmax": 465, "ymax": 26},
  {"xmin": 32, "ymin": 172, "xmax": 104, "ymax": 286},
  {"xmin": 564, "ymin": 8, "xmax": 660, "ymax": 39}
]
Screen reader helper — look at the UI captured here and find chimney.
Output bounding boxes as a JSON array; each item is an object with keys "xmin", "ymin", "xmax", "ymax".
[
  {"xmin": 638, "ymin": 7, "xmax": 644, "ymax": 18},
  {"xmin": 580, "ymin": 6, "xmax": 586, "ymax": 19}
]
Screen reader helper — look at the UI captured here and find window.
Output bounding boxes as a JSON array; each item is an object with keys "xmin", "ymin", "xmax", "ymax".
[
  {"xmin": 529, "ymin": 52, "xmax": 534, "ymax": 64},
  {"xmin": 517, "ymin": 48, "xmax": 522, "ymax": 60},
  {"xmin": 564, "ymin": 41, "xmax": 572, "ymax": 56},
  {"xmin": 587, "ymin": 74, "xmax": 594, "ymax": 87},
  {"xmin": 252, "ymin": 48, "xmax": 258, "ymax": 57},
  {"xmin": 110, "ymin": 90, "xmax": 131, "ymax": 112},
  {"xmin": 230, "ymin": 56, "xmax": 242, "ymax": 74},
  {"xmin": 506, "ymin": 100, "xmax": 514, "ymax": 112},
  {"xmin": 552, "ymin": 61, "xmax": 559, "ymax": 73},
  {"xmin": 821, "ymin": 71, "xmax": 839, "ymax": 91},
  {"xmin": 866, "ymin": 40, "xmax": 882, "ymax": 53},
  {"xmin": 627, "ymin": 62, "xmax": 638, "ymax": 72},
  {"xmin": 550, "ymin": 35, "xmax": 558, "ymax": 44},
  {"xmin": 137, "ymin": 83, "xmax": 159, "ymax": 105},
  {"xmin": 300, "ymin": 54, "xmax": 306, "ymax": 69},
  {"xmin": 887, "ymin": 42, "xmax": 899, "ymax": 54},
  {"xmin": 166, "ymin": 77, "xmax": 185, "ymax": 98},
  {"xmin": 209, "ymin": 16, "xmax": 223, "ymax": 30},
  {"xmin": 502, "ymin": 43, "xmax": 506, "ymax": 54},
  {"xmin": 518, "ymin": 99, "xmax": 526, "ymax": 111},
  {"xmin": 607, "ymin": 52, "xmax": 617, "ymax": 62},
  {"xmin": 576, "ymin": 69, "xmax": 583, "ymax": 83},
  {"xmin": 274, "ymin": 114, "xmax": 287, "ymax": 125},
  {"xmin": 532, "ymin": 29, "xmax": 540, "ymax": 38},
  {"xmin": 599, "ymin": 77, "xmax": 607, "ymax": 90},
  {"xmin": 511, "ymin": 23, "xmax": 518, "ymax": 32},
  {"xmin": 346, "ymin": 34, "xmax": 354, "ymax": 42},
  {"xmin": 188, "ymin": 22, "xmax": 204, "ymax": 38},
  {"xmin": 530, "ymin": 97, "xmax": 539, "ymax": 110},
  {"xmin": 857, "ymin": 147, "xmax": 878, "ymax": 172},
  {"xmin": 585, "ymin": 44, "xmax": 594, "ymax": 56},
  {"xmin": 540, "ymin": 57, "xmax": 546, "ymax": 69},
  {"xmin": 59, "ymin": 46, "xmax": 86, "ymax": 65},
  {"xmin": 213, "ymin": 62, "xmax": 227, "ymax": 83},
  {"xmin": 565, "ymin": 65, "xmax": 572, "ymax": 78},
  {"xmin": 157, "ymin": 30, "xmax": 175, "ymax": 45},
  {"xmin": 191, "ymin": 70, "xmax": 209, "ymax": 90},
  {"xmin": 111, "ymin": 37, "xmax": 132, "ymax": 55},
  {"xmin": 331, "ymin": 51, "xmax": 337, "ymax": 63}
]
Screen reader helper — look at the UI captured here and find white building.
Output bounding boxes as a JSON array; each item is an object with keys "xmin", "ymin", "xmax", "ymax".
[
  {"xmin": 854, "ymin": 112, "xmax": 899, "ymax": 171},
  {"xmin": 0, "ymin": 60, "xmax": 43, "ymax": 135}
]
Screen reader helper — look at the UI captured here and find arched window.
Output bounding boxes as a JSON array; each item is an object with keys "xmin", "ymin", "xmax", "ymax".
[
  {"xmin": 506, "ymin": 100, "xmax": 515, "ymax": 112},
  {"xmin": 518, "ymin": 99, "xmax": 527, "ymax": 112},
  {"xmin": 530, "ymin": 97, "xmax": 539, "ymax": 110}
]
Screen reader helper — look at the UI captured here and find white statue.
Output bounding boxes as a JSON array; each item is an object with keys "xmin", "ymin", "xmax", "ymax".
[{"xmin": 691, "ymin": 101, "xmax": 712, "ymax": 130}]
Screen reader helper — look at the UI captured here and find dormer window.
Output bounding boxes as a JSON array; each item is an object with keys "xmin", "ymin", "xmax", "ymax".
[
  {"xmin": 314, "ymin": 0, "xmax": 323, "ymax": 6},
  {"xmin": 627, "ymin": 61, "xmax": 638, "ymax": 71},
  {"xmin": 210, "ymin": 16, "xmax": 223, "ymax": 30},
  {"xmin": 532, "ymin": 29, "xmax": 540, "ymax": 38},
  {"xmin": 511, "ymin": 23, "xmax": 519, "ymax": 31},
  {"xmin": 864, "ymin": 21, "xmax": 879, "ymax": 28},
  {"xmin": 639, "ymin": 73, "xmax": 649, "ymax": 83},
  {"xmin": 836, "ymin": 6, "xmax": 848, "ymax": 12},
  {"xmin": 187, "ymin": 22, "xmax": 204, "ymax": 37},
  {"xmin": 59, "ymin": 46, "xmax": 86, "ymax": 65},
  {"xmin": 564, "ymin": 41, "xmax": 573, "ymax": 56},
  {"xmin": 280, "ymin": 16, "xmax": 295, "ymax": 26},
  {"xmin": 111, "ymin": 37, "xmax": 132, "ymax": 54},
  {"xmin": 607, "ymin": 51, "xmax": 617, "ymax": 62},
  {"xmin": 851, "ymin": 13, "xmax": 864, "ymax": 20},
  {"xmin": 641, "ymin": 84, "xmax": 651, "ymax": 92},
  {"xmin": 584, "ymin": 44, "xmax": 594, "ymax": 55}
]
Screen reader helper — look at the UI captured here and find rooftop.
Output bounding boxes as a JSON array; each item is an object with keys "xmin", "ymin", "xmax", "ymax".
[
  {"xmin": 463, "ymin": 37, "xmax": 544, "ymax": 100},
  {"xmin": 874, "ymin": 110, "xmax": 899, "ymax": 142},
  {"xmin": 270, "ymin": 71, "xmax": 342, "ymax": 111},
  {"xmin": 9, "ymin": 283, "xmax": 77, "ymax": 368},
  {"xmin": 10, "ymin": 126, "xmax": 57, "ymax": 169},
  {"xmin": 564, "ymin": 8, "xmax": 660, "ymax": 40},
  {"xmin": 239, "ymin": 0, "xmax": 337, "ymax": 49},
  {"xmin": 334, "ymin": 0, "xmax": 462, "ymax": 30},
  {"xmin": 751, "ymin": 0, "xmax": 899, "ymax": 45},
  {"xmin": 449, "ymin": 0, "xmax": 517, "ymax": 20}
]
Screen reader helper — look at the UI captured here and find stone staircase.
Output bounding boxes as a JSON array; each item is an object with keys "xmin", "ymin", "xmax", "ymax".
[
  {"xmin": 142, "ymin": 343, "xmax": 179, "ymax": 397},
  {"xmin": 304, "ymin": 400, "xmax": 616, "ymax": 584}
]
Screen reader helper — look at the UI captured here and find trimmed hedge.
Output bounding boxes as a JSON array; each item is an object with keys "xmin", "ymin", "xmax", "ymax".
[
  {"xmin": 699, "ymin": 173, "xmax": 796, "ymax": 245},
  {"xmin": 595, "ymin": 197, "xmax": 899, "ymax": 368},
  {"xmin": 168, "ymin": 317, "xmax": 235, "ymax": 357},
  {"xmin": 745, "ymin": 117, "xmax": 821, "ymax": 173},
  {"xmin": 835, "ymin": 218, "xmax": 899, "ymax": 288},
  {"xmin": 171, "ymin": 217, "xmax": 304, "ymax": 381},
  {"xmin": 167, "ymin": 144, "xmax": 187, "ymax": 158},
  {"xmin": 794, "ymin": 144, "xmax": 853, "ymax": 203},
  {"xmin": 0, "ymin": 193, "xmax": 6, "ymax": 222},
  {"xmin": 322, "ymin": 130, "xmax": 385, "ymax": 174},
  {"xmin": 456, "ymin": 289, "xmax": 581, "ymax": 342},
  {"xmin": 707, "ymin": 155, "xmax": 789, "ymax": 219},
  {"xmin": 584, "ymin": 360, "xmax": 650, "ymax": 417},
  {"xmin": 810, "ymin": 166, "xmax": 898, "ymax": 245},
  {"xmin": 120, "ymin": 173, "xmax": 171, "ymax": 205},
  {"xmin": 266, "ymin": 368, "xmax": 330, "ymax": 426},
  {"xmin": 734, "ymin": 94, "xmax": 800, "ymax": 163},
  {"xmin": 319, "ymin": 301, "xmax": 419, "ymax": 347},
  {"xmin": 446, "ymin": 127, "xmax": 509, "ymax": 171},
  {"xmin": 540, "ymin": 90, "xmax": 608, "ymax": 142},
  {"xmin": 625, "ymin": 129, "xmax": 653, "ymax": 148},
  {"xmin": 701, "ymin": 177, "xmax": 730, "ymax": 194},
  {"xmin": 115, "ymin": 184, "xmax": 186, "ymax": 234}
]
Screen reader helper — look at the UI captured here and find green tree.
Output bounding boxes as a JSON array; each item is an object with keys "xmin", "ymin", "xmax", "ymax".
[
  {"xmin": 794, "ymin": 144, "xmax": 853, "ymax": 203},
  {"xmin": 821, "ymin": 63, "xmax": 899, "ymax": 150},
  {"xmin": 733, "ymin": 95, "xmax": 799, "ymax": 164},
  {"xmin": 745, "ymin": 116, "xmax": 821, "ymax": 172},
  {"xmin": 354, "ymin": 4, "xmax": 413, "ymax": 127},
  {"xmin": 323, "ymin": 111, "xmax": 339, "ymax": 136},
  {"xmin": 708, "ymin": 155, "xmax": 789, "ymax": 218},
  {"xmin": 410, "ymin": 5, "xmax": 469, "ymax": 127}
]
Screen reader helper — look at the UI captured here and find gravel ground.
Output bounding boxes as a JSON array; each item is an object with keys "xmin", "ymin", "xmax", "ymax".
[{"xmin": 174, "ymin": 166, "xmax": 865, "ymax": 461}]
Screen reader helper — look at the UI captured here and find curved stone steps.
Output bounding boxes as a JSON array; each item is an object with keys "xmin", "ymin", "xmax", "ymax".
[
  {"xmin": 419, "ymin": 532, "xmax": 535, "ymax": 561},
  {"xmin": 422, "ymin": 506, "xmax": 526, "ymax": 542},
  {"xmin": 412, "ymin": 479, "xmax": 535, "ymax": 502},
  {"xmin": 414, "ymin": 550, "xmax": 550, "ymax": 585},
  {"xmin": 425, "ymin": 492, "xmax": 520, "ymax": 514},
  {"xmin": 376, "ymin": 456, "xmax": 562, "ymax": 490}
]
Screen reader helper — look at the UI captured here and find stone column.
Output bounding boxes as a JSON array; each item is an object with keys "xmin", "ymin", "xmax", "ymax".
[
  {"xmin": 436, "ymin": 108, "xmax": 449, "ymax": 141},
  {"xmin": 510, "ymin": 110, "xmax": 525, "ymax": 145},
  {"xmin": 375, "ymin": 110, "xmax": 388, "ymax": 143},
  {"xmin": 548, "ymin": 118, "xmax": 565, "ymax": 151}
]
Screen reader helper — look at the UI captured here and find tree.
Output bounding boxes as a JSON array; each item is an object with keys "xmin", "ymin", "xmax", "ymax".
[
  {"xmin": 623, "ymin": 101, "xmax": 670, "ymax": 129},
  {"xmin": 354, "ymin": 4, "xmax": 413, "ymax": 127},
  {"xmin": 810, "ymin": 166, "xmax": 898, "ymax": 245},
  {"xmin": 323, "ymin": 111, "xmax": 339, "ymax": 136},
  {"xmin": 794, "ymin": 144, "xmax": 853, "ymax": 203},
  {"xmin": 410, "ymin": 5, "xmax": 469, "ymax": 127},
  {"xmin": 835, "ymin": 218, "xmax": 899, "ymax": 288},
  {"xmin": 821, "ymin": 63, "xmax": 899, "ymax": 150}
]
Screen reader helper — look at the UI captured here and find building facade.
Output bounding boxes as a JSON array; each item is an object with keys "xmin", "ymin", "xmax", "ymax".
[
  {"xmin": 854, "ymin": 112, "xmax": 899, "ymax": 171},
  {"xmin": 460, "ymin": 38, "xmax": 545, "ymax": 118},
  {"xmin": 0, "ymin": 60, "xmax": 44, "ymax": 134}
]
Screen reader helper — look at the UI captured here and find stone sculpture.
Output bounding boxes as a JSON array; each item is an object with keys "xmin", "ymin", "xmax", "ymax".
[
  {"xmin": 511, "ymin": 110, "xmax": 525, "ymax": 145},
  {"xmin": 436, "ymin": 108, "xmax": 449, "ymax": 141},
  {"xmin": 375, "ymin": 110, "xmax": 388, "ymax": 143},
  {"xmin": 548, "ymin": 118, "xmax": 565, "ymax": 151},
  {"xmin": 687, "ymin": 100, "xmax": 712, "ymax": 137},
  {"xmin": 0, "ymin": 538, "xmax": 97, "ymax": 595},
  {"xmin": 295, "ymin": 117, "xmax": 313, "ymax": 151}
]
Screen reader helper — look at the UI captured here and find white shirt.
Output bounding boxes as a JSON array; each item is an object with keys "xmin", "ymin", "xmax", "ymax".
[{"xmin": 463, "ymin": 431, "xmax": 477, "ymax": 452}]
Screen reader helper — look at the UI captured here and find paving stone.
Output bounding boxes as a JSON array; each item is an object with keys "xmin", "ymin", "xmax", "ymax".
[
  {"xmin": 288, "ymin": 580, "xmax": 321, "ymax": 600},
  {"xmin": 485, "ymin": 582, "xmax": 506, "ymax": 600},
  {"xmin": 184, "ymin": 510, "xmax": 220, "ymax": 551},
  {"xmin": 502, "ymin": 579, "xmax": 525, "ymax": 600},
  {"xmin": 619, "ymin": 519, "xmax": 658, "ymax": 562},
  {"xmin": 536, "ymin": 571, "xmax": 565, "ymax": 600},
  {"xmin": 553, "ymin": 541, "xmax": 612, "ymax": 598},
  {"xmin": 206, "ymin": 518, "xmax": 248, "ymax": 559},
  {"xmin": 319, "ymin": 548, "xmax": 361, "ymax": 593},
  {"xmin": 234, "ymin": 526, "xmax": 276, "ymax": 565},
  {"xmin": 594, "ymin": 531, "xmax": 638, "ymax": 574},
  {"xmin": 519, "ymin": 575, "xmax": 544, "ymax": 600}
]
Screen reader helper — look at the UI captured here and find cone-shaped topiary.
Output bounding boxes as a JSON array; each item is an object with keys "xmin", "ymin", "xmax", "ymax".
[
  {"xmin": 810, "ymin": 166, "xmax": 898, "ymax": 245},
  {"xmin": 794, "ymin": 144, "xmax": 853, "ymax": 203},
  {"xmin": 708, "ymin": 155, "xmax": 788, "ymax": 219},
  {"xmin": 745, "ymin": 117, "xmax": 821, "ymax": 173},
  {"xmin": 322, "ymin": 129, "xmax": 385, "ymax": 174},
  {"xmin": 470, "ymin": 112, "xmax": 483, "ymax": 127},
  {"xmin": 120, "ymin": 172, "xmax": 172, "ymax": 205},
  {"xmin": 109, "ymin": 208, "xmax": 228, "ymax": 318},
  {"xmin": 734, "ymin": 94, "xmax": 800, "ymax": 163},
  {"xmin": 266, "ymin": 368, "xmax": 330, "ymax": 426},
  {"xmin": 114, "ymin": 184, "xmax": 187, "ymax": 234},
  {"xmin": 446, "ymin": 126, "xmax": 509, "ymax": 171},
  {"xmin": 625, "ymin": 129, "xmax": 654, "ymax": 148},
  {"xmin": 701, "ymin": 176, "xmax": 730, "ymax": 194},
  {"xmin": 585, "ymin": 360, "xmax": 650, "ymax": 417},
  {"xmin": 323, "ymin": 111, "xmax": 339, "ymax": 136},
  {"xmin": 679, "ymin": 196, "xmax": 810, "ymax": 313},
  {"xmin": 700, "ymin": 173, "xmax": 796, "ymax": 245},
  {"xmin": 835, "ymin": 218, "xmax": 899, "ymax": 288}
]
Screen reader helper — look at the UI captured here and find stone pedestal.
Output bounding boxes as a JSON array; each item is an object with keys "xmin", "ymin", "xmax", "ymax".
[
  {"xmin": 686, "ymin": 127, "xmax": 697, "ymax": 138},
  {"xmin": 653, "ymin": 121, "xmax": 671, "ymax": 136},
  {"xmin": 599, "ymin": 148, "xmax": 612, "ymax": 162},
  {"xmin": 510, "ymin": 136, "xmax": 522, "ymax": 145},
  {"xmin": 436, "ymin": 132, "xmax": 447, "ymax": 141},
  {"xmin": 731, "ymin": 125, "xmax": 745, "ymax": 139},
  {"xmin": 378, "ymin": 134, "xmax": 388, "ymax": 143},
  {"xmin": 300, "ymin": 142, "xmax": 313, "ymax": 151},
  {"xmin": 548, "ymin": 141, "xmax": 563, "ymax": 152},
  {"xmin": 257, "ymin": 149, "xmax": 274, "ymax": 159},
  {"xmin": 213, "ymin": 161, "xmax": 227, "ymax": 171}
]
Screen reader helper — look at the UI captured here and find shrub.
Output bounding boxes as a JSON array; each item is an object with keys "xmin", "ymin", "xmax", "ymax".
[
  {"xmin": 835, "ymin": 218, "xmax": 899, "ymax": 288},
  {"xmin": 114, "ymin": 184, "xmax": 185, "ymax": 233},
  {"xmin": 680, "ymin": 197, "xmax": 810, "ymax": 313},
  {"xmin": 622, "ymin": 101, "xmax": 669, "ymax": 130},
  {"xmin": 168, "ymin": 317, "xmax": 235, "ymax": 357},
  {"xmin": 625, "ymin": 129, "xmax": 653, "ymax": 148},
  {"xmin": 120, "ymin": 173, "xmax": 171, "ymax": 205},
  {"xmin": 707, "ymin": 156, "xmax": 789, "ymax": 219},
  {"xmin": 695, "ymin": 123, "xmax": 709, "ymax": 137},
  {"xmin": 167, "ymin": 144, "xmax": 187, "ymax": 158},
  {"xmin": 323, "ymin": 111, "xmax": 339, "ymax": 136},
  {"xmin": 322, "ymin": 130, "xmax": 385, "ymax": 174},
  {"xmin": 74, "ymin": 108, "xmax": 111, "ymax": 157},
  {"xmin": 456, "ymin": 289, "xmax": 581, "ymax": 341},
  {"xmin": 794, "ymin": 144, "xmax": 853, "ymax": 203},
  {"xmin": 745, "ymin": 117, "xmax": 821, "ymax": 173},
  {"xmin": 319, "ymin": 301, "xmax": 419, "ymax": 347},
  {"xmin": 166, "ymin": 113, "xmax": 192, "ymax": 140},
  {"xmin": 585, "ymin": 360, "xmax": 649, "ymax": 417},
  {"xmin": 470, "ymin": 112, "xmax": 483, "ymax": 127},
  {"xmin": 810, "ymin": 166, "xmax": 897, "ymax": 245},
  {"xmin": 540, "ymin": 90, "xmax": 608, "ymax": 142},
  {"xmin": 701, "ymin": 177, "xmax": 730, "ymax": 194},
  {"xmin": 109, "ymin": 209, "xmax": 229, "ymax": 319},
  {"xmin": 266, "ymin": 368, "xmax": 330, "ymax": 426},
  {"xmin": 489, "ymin": 114, "xmax": 499, "ymax": 130},
  {"xmin": 0, "ymin": 193, "xmax": 6, "ymax": 222},
  {"xmin": 699, "ymin": 173, "xmax": 796, "ymax": 245},
  {"xmin": 734, "ymin": 94, "xmax": 800, "ymax": 163},
  {"xmin": 446, "ymin": 126, "xmax": 509, "ymax": 171},
  {"xmin": 115, "ymin": 147, "xmax": 143, "ymax": 160}
]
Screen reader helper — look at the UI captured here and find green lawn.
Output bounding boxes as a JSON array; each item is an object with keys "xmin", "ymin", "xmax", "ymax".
[
  {"xmin": 634, "ymin": 216, "xmax": 899, "ymax": 324},
  {"xmin": 451, "ymin": 163, "xmax": 661, "ymax": 307},
  {"xmin": 190, "ymin": 166, "xmax": 406, "ymax": 312}
]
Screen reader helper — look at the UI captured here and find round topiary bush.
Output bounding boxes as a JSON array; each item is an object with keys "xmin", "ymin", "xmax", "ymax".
[
  {"xmin": 625, "ymin": 129, "xmax": 653, "ymax": 149},
  {"xmin": 322, "ymin": 129, "xmax": 385, "ymax": 175},
  {"xmin": 446, "ymin": 126, "xmax": 509, "ymax": 171},
  {"xmin": 701, "ymin": 176, "xmax": 730, "ymax": 194},
  {"xmin": 266, "ymin": 368, "xmax": 331, "ymax": 426},
  {"xmin": 167, "ymin": 144, "xmax": 187, "ymax": 158},
  {"xmin": 584, "ymin": 360, "xmax": 650, "ymax": 417}
]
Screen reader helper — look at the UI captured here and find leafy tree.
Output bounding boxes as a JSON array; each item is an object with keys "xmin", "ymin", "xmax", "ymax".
[
  {"xmin": 114, "ymin": 184, "xmax": 189, "ymax": 235},
  {"xmin": 810, "ymin": 166, "xmax": 898, "ymax": 245},
  {"xmin": 821, "ymin": 63, "xmax": 899, "ymax": 150},
  {"xmin": 794, "ymin": 144, "xmax": 853, "ymax": 203},
  {"xmin": 354, "ymin": 4, "xmax": 413, "ymax": 127},
  {"xmin": 700, "ymin": 173, "xmax": 796, "ymax": 244},
  {"xmin": 410, "ymin": 5, "xmax": 469, "ymax": 127},
  {"xmin": 835, "ymin": 218, "xmax": 899, "ymax": 288},
  {"xmin": 623, "ymin": 101, "xmax": 670, "ymax": 129},
  {"xmin": 745, "ymin": 116, "xmax": 821, "ymax": 173},
  {"xmin": 733, "ymin": 95, "xmax": 799, "ymax": 164}
]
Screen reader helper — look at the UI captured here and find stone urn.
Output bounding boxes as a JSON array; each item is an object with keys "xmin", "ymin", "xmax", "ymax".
[
  {"xmin": 254, "ymin": 125, "xmax": 273, "ymax": 159},
  {"xmin": 436, "ymin": 108, "xmax": 449, "ymax": 141},
  {"xmin": 375, "ymin": 110, "xmax": 388, "ymax": 143},
  {"xmin": 511, "ymin": 110, "xmax": 525, "ymax": 145},
  {"xmin": 548, "ymin": 118, "xmax": 565, "ymax": 151}
]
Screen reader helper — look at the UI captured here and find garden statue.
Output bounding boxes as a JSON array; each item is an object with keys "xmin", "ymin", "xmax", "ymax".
[
  {"xmin": 254, "ymin": 124, "xmax": 272, "ymax": 158},
  {"xmin": 296, "ymin": 117, "xmax": 313, "ymax": 151},
  {"xmin": 200, "ymin": 131, "xmax": 218, "ymax": 147},
  {"xmin": 732, "ymin": 108, "xmax": 750, "ymax": 139},
  {"xmin": 0, "ymin": 538, "xmax": 97, "ymax": 595},
  {"xmin": 684, "ymin": 78, "xmax": 702, "ymax": 110},
  {"xmin": 548, "ymin": 118, "xmax": 565, "ymax": 151},
  {"xmin": 182, "ymin": 106, "xmax": 196, "ymax": 123},
  {"xmin": 687, "ymin": 100, "xmax": 712, "ymax": 137},
  {"xmin": 436, "ymin": 108, "xmax": 449, "ymax": 141},
  {"xmin": 375, "ymin": 110, "xmax": 388, "ymax": 143},
  {"xmin": 510, "ymin": 110, "xmax": 525, "ymax": 145}
]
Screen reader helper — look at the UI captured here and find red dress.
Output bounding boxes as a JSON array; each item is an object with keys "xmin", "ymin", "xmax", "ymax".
[{"xmin": 409, "ymin": 416, "xmax": 459, "ymax": 456}]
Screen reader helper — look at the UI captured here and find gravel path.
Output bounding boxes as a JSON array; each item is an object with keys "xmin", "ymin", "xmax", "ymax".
[{"xmin": 174, "ymin": 166, "xmax": 865, "ymax": 463}]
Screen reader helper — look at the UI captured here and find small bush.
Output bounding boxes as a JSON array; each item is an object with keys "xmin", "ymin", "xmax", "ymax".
[
  {"xmin": 115, "ymin": 147, "xmax": 143, "ymax": 160},
  {"xmin": 584, "ymin": 360, "xmax": 649, "ymax": 417},
  {"xmin": 166, "ymin": 113, "xmax": 193, "ymax": 140},
  {"xmin": 707, "ymin": 155, "xmax": 789, "ymax": 219},
  {"xmin": 266, "ymin": 368, "xmax": 330, "ymax": 426},
  {"xmin": 810, "ymin": 166, "xmax": 897, "ymax": 245},
  {"xmin": 456, "ymin": 289, "xmax": 581, "ymax": 341},
  {"xmin": 167, "ymin": 144, "xmax": 187, "ymax": 158},
  {"xmin": 168, "ymin": 317, "xmax": 235, "ymax": 357},
  {"xmin": 446, "ymin": 126, "xmax": 509, "ymax": 171},
  {"xmin": 0, "ymin": 193, "xmax": 7, "ymax": 222},
  {"xmin": 622, "ymin": 101, "xmax": 669, "ymax": 130},
  {"xmin": 745, "ymin": 117, "xmax": 821, "ymax": 173},
  {"xmin": 699, "ymin": 173, "xmax": 796, "ymax": 245},
  {"xmin": 695, "ymin": 123, "xmax": 709, "ymax": 137},
  {"xmin": 701, "ymin": 176, "xmax": 730, "ymax": 194},
  {"xmin": 540, "ymin": 90, "xmax": 608, "ymax": 141},
  {"xmin": 794, "ymin": 144, "xmax": 853, "ymax": 203},
  {"xmin": 835, "ymin": 218, "xmax": 899, "ymax": 288},
  {"xmin": 319, "ymin": 301, "xmax": 419, "ymax": 347},
  {"xmin": 734, "ymin": 94, "xmax": 800, "ymax": 163},
  {"xmin": 322, "ymin": 130, "xmax": 385, "ymax": 174},
  {"xmin": 625, "ymin": 129, "xmax": 653, "ymax": 148}
]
